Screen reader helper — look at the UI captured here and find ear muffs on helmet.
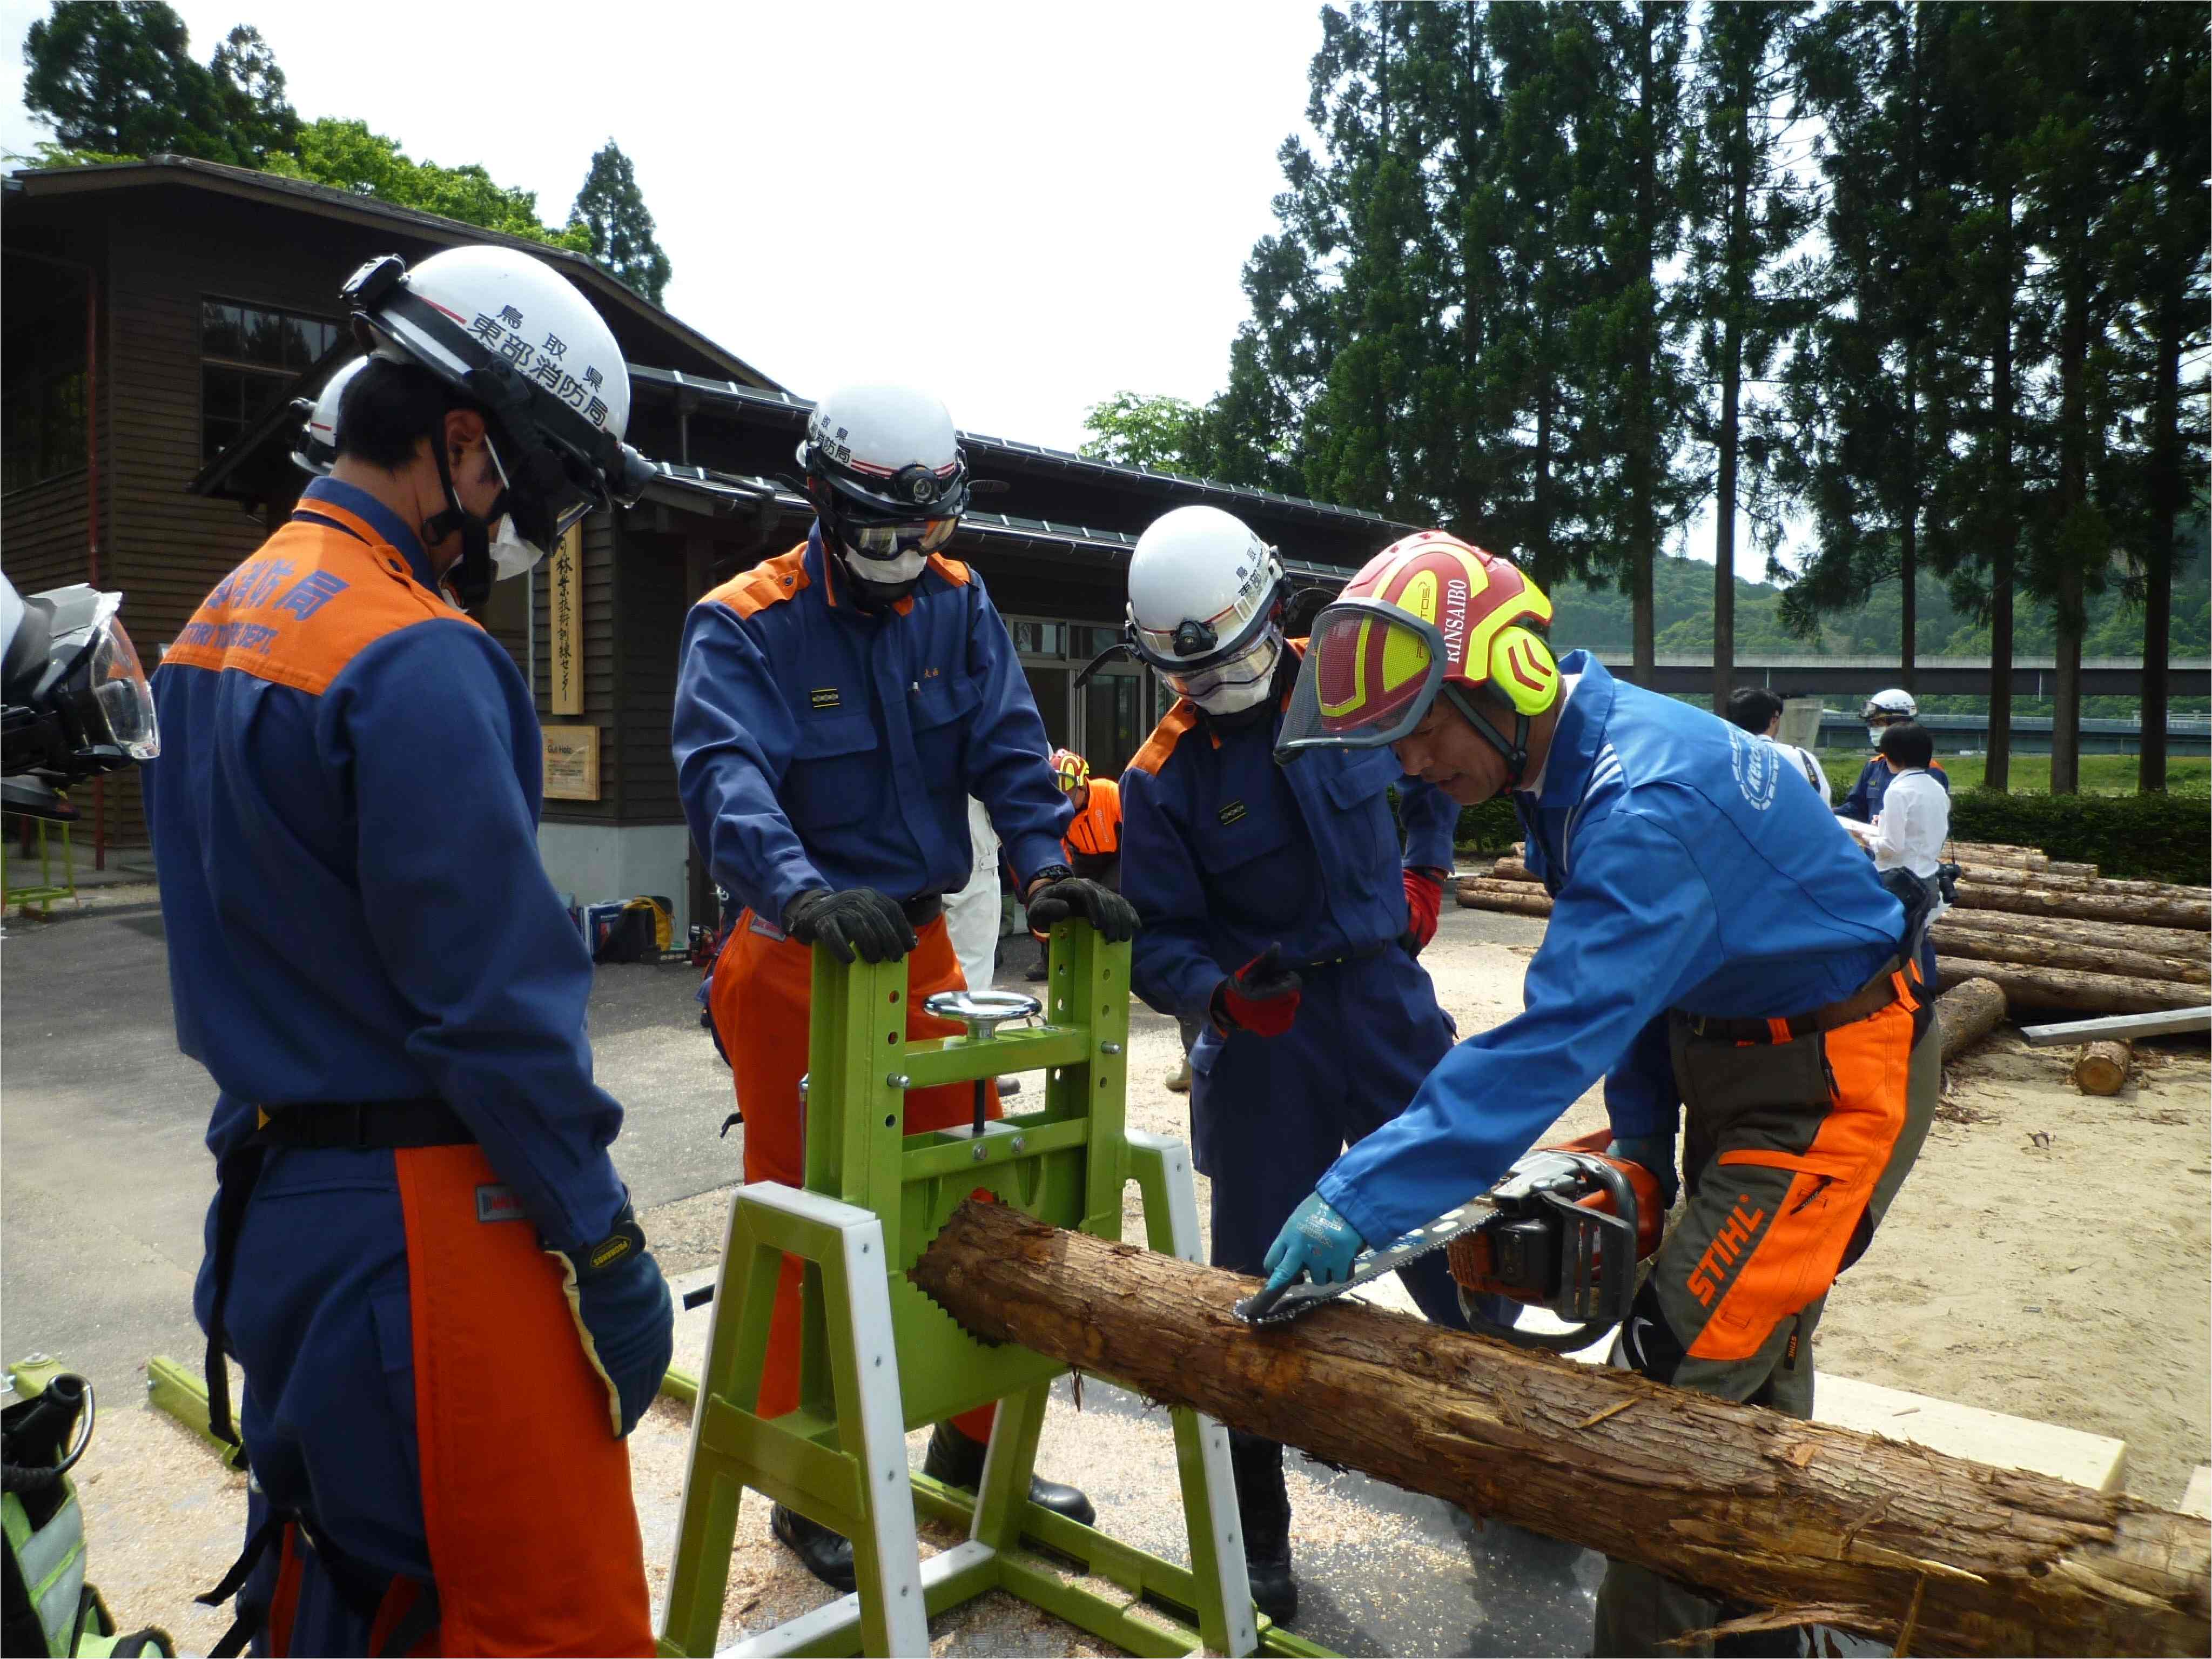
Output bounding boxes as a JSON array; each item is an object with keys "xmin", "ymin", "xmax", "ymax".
[{"xmin": 1487, "ymin": 626, "xmax": 1559, "ymax": 718}]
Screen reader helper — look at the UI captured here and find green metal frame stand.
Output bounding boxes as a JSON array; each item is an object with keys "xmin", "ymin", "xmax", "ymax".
[{"xmin": 658, "ymin": 923, "xmax": 1330, "ymax": 1658}]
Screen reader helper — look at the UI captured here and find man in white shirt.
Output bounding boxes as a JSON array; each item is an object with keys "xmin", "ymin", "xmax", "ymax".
[
  {"xmin": 1844, "ymin": 720, "xmax": 1949, "ymax": 988},
  {"xmin": 1725, "ymin": 687, "xmax": 1831, "ymax": 805}
]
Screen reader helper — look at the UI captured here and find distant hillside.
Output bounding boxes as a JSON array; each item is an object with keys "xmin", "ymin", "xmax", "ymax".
[{"xmin": 1546, "ymin": 541, "xmax": 2211, "ymax": 663}]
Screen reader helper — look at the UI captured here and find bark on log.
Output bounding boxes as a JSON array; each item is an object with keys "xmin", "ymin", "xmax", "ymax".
[
  {"xmin": 1454, "ymin": 878, "xmax": 1556, "ymax": 919},
  {"xmin": 1946, "ymin": 841, "xmax": 2048, "ymax": 869},
  {"xmin": 1949, "ymin": 882, "xmax": 2212, "ymax": 932},
  {"xmin": 1930, "ymin": 926, "xmax": 2209, "ymax": 986},
  {"xmin": 2074, "ymin": 1040, "xmax": 2133, "ymax": 1096},
  {"xmin": 1933, "ymin": 908, "xmax": 2210, "ymax": 959},
  {"xmin": 1937, "ymin": 978, "xmax": 2009, "ymax": 1063},
  {"xmin": 1934, "ymin": 958, "xmax": 2203, "ymax": 1015},
  {"xmin": 912, "ymin": 1201, "xmax": 2210, "ymax": 1656},
  {"xmin": 1945, "ymin": 864, "xmax": 2212, "ymax": 901}
]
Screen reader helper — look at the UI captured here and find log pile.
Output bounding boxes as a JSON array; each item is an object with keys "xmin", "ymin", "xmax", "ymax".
[
  {"xmin": 914, "ymin": 1200, "xmax": 2212, "ymax": 1657},
  {"xmin": 1460, "ymin": 842, "xmax": 2210, "ymax": 1015}
]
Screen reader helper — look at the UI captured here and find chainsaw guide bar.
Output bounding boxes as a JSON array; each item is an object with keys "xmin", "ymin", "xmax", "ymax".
[{"xmin": 1232, "ymin": 1197, "xmax": 1498, "ymax": 1325}]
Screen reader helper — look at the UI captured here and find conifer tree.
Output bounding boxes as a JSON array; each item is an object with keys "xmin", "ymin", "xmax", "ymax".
[{"xmin": 569, "ymin": 140, "xmax": 673, "ymax": 306}]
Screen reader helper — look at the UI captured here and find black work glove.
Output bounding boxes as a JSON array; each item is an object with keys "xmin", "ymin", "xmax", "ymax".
[
  {"xmin": 782, "ymin": 886, "xmax": 918, "ymax": 964},
  {"xmin": 1024, "ymin": 864, "xmax": 1140, "ymax": 942}
]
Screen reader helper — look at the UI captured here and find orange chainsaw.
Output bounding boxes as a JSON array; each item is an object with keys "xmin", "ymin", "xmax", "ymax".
[
  {"xmin": 1235, "ymin": 1127, "xmax": 1664, "ymax": 1351},
  {"xmin": 1447, "ymin": 1127, "xmax": 1666, "ymax": 1352}
]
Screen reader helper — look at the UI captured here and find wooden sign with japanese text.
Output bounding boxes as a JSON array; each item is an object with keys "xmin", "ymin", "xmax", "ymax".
[{"xmin": 550, "ymin": 524, "xmax": 583, "ymax": 715}]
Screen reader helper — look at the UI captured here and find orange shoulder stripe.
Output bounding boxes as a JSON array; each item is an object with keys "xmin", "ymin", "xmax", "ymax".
[
  {"xmin": 927, "ymin": 553, "xmax": 972, "ymax": 587},
  {"xmin": 703, "ymin": 544, "xmax": 811, "ymax": 620},
  {"xmin": 1127, "ymin": 702, "xmax": 1201, "ymax": 777},
  {"xmin": 162, "ymin": 521, "xmax": 470, "ymax": 696}
]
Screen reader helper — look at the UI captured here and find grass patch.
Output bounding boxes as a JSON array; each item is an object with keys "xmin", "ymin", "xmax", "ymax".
[{"xmin": 1813, "ymin": 750, "xmax": 2211, "ymax": 796}]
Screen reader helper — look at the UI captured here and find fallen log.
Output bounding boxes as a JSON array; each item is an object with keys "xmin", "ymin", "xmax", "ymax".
[
  {"xmin": 2073, "ymin": 1040, "xmax": 2133, "ymax": 1096},
  {"xmin": 1932, "ymin": 908, "xmax": 2210, "ymax": 959},
  {"xmin": 1934, "ymin": 957, "xmax": 2204, "ymax": 1015},
  {"xmin": 1949, "ymin": 882, "xmax": 2212, "ymax": 932},
  {"xmin": 1454, "ymin": 878, "xmax": 1555, "ymax": 919},
  {"xmin": 1491, "ymin": 856, "xmax": 1541, "ymax": 884},
  {"xmin": 1943, "ymin": 865, "xmax": 2212, "ymax": 901},
  {"xmin": 913, "ymin": 1201, "xmax": 2210, "ymax": 1657},
  {"xmin": 1930, "ymin": 926, "xmax": 2209, "ymax": 986},
  {"xmin": 1936, "ymin": 978, "xmax": 2009, "ymax": 1063}
]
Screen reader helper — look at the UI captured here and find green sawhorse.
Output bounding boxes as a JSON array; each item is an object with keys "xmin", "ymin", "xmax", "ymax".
[{"xmin": 660, "ymin": 922, "xmax": 1330, "ymax": 1658}]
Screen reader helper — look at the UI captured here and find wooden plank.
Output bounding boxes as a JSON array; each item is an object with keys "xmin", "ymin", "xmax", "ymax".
[{"xmin": 2019, "ymin": 1007, "xmax": 2212, "ymax": 1045}]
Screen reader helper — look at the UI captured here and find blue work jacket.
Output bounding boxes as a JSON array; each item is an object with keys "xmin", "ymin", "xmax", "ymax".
[
  {"xmin": 671, "ymin": 530, "xmax": 1070, "ymax": 926},
  {"xmin": 1120, "ymin": 677, "xmax": 1460, "ymax": 1022},
  {"xmin": 1319, "ymin": 654, "xmax": 1908, "ymax": 1248},
  {"xmin": 1837, "ymin": 754, "xmax": 1951, "ymax": 822},
  {"xmin": 145, "ymin": 477, "xmax": 627, "ymax": 1252}
]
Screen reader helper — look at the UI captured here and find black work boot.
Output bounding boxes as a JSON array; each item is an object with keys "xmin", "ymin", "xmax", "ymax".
[
  {"xmin": 770, "ymin": 1502, "xmax": 855, "ymax": 1591},
  {"xmin": 1229, "ymin": 1429, "xmax": 1296, "ymax": 1624},
  {"xmin": 922, "ymin": 1421, "xmax": 1097, "ymax": 1526}
]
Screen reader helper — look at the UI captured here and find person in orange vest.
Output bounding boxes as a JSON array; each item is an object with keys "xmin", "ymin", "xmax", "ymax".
[{"xmin": 1025, "ymin": 748, "xmax": 1121, "ymax": 979}]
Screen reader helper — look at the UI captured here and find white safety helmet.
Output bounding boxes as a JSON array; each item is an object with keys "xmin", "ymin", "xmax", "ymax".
[
  {"xmin": 1861, "ymin": 687, "xmax": 1917, "ymax": 723},
  {"xmin": 1126, "ymin": 506, "xmax": 1285, "ymax": 716},
  {"xmin": 337, "ymin": 245, "xmax": 652, "ymax": 604},
  {"xmin": 289, "ymin": 355, "xmax": 369, "ymax": 476},
  {"xmin": 798, "ymin": 384, "xmax": 970, "ymax": 607}
]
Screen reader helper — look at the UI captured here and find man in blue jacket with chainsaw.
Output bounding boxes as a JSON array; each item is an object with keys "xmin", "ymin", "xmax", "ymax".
[{"xmin": 1264, "ymin": 531, "xmax": 1939, "ymax": 1657}]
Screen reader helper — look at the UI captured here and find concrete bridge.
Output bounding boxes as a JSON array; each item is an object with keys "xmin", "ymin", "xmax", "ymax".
[{"xmin": 1610, "ymin": 654, "xmax": 2211, "ymax": 700}]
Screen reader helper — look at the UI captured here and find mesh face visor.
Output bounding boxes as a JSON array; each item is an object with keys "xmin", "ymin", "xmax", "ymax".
[{"xmin": 1276, "ymin": 599, "xmax": 1448, "ymax": 757}]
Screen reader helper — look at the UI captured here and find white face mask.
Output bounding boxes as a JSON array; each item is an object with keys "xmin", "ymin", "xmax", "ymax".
[
  {"xmin": 489, "ymin": 514, "xmax": 548, "ymax": 582},
  {"xmin": 841, "ymin": 540, "xmax": 927, "ymax": 587},
  {"xmin": 1867, "ymin": 727, "xmax": 1885, "ymax": 747},
  {"xmin": 1184, "ymin": 632, "xmax": 1284, "ymax": 715}
]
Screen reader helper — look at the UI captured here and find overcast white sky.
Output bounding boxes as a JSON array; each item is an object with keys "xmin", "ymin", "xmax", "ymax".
[{"xmin": 2, "ymin": 0, "xmax": 1328, "ymax": 453}]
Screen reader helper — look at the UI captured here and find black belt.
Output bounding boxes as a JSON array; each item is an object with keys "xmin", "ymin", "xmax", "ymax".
[
  {"xmin": 902, "ymin": 893, "xmax": 944, "ymax": 926},
  {"xmin": 254, "ymin": 1097, "xmax": 472, "ymax": 1150},
  {"xmin": 1289, "ymin": 939, "xmax": 1394, "ymax": 974},
  {"xmin": 1679, "ymin": 957, "xmax": 1914, "ymax": 1046},
  {"xmin": 204, "ymin": 1099, "xmax": 470, "ymax": 1449}
]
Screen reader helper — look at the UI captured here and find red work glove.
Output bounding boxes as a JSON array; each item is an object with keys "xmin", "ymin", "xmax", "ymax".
[
  {"xmin": 1402, "ymin": 868, "xmax": 1444, "ymax": 953},
  {"xmin": 1211, "ymin": 944, "xmax": 1302, "ymax": 1037}
]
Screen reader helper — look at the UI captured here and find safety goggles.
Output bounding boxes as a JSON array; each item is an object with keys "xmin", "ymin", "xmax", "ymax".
[
  {"xmin": 1275, "ymin": 598, "xmax": 1449, "ymax": 757},
  {"xmin": 1162, "ymin": 629, "xmax": 1281, "ymax": 705},
  {"xmin": 843, "ymin": 515, "xmax": 959, "ymax": 561},
  {"xmin": 487, "ymin": 434, "xmax": 597, "ymax": 554}
]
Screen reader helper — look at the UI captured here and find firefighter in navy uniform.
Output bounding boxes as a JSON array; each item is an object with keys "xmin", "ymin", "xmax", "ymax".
[
  {"xmin": 672, "ymin": 383, "xmax": 1134, "ymax": 1590},
  {"xmin": 1114, "ymin": 505, "xmax": 1469, "ymax": 1625},
  {"xmin": 1263, "ymin": 532, "xmax": 1940, "ymax": 1658},
  {"xmin": 146, "ymin": 246, "xmax": 673, "ymax": 1656}
]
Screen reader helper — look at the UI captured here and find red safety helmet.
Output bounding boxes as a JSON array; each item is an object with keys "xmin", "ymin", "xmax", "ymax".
[
  {"xmin": 1276, "ymin": 531, "xmax": 1558, "ymax": 785},
  {"xmin": 1049, "ymin": 747, "xmax": 1090, "ymax": 794}
]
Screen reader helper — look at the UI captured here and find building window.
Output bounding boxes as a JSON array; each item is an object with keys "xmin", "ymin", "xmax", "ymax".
[
  {"xmin": 2, "ymin": 363, "xmax": 86, "ymax": 494},
  {"xmin": 201, "ymin": 299, "xmax": 340, "ymax": 463}
]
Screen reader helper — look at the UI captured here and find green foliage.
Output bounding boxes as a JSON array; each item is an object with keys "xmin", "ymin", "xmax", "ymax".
[
  {"xmin": 263, "ymin": 119, "xmax": 589, "ymax": 251},
  {"xmin": 23, "ymin": 0, "xmax": 237, "ymax": 160},
  {"xmin": 1945, "ymin": 788, "xmax": 2210, "ymax": 885},
  {"xmin": 18, "ymin": 4, "xmax": 594, "ymax": 251},
  {"xmin": 568, "ymin": 140, "xmax": 671, "ymax": 305},
  {"xmin": 1453, "ymin": 796, "xmax": 1523, "ymax": 855},
  {"xmin": 1079, "ymin": 392, "xmax": 1207, "ymax": 469}
]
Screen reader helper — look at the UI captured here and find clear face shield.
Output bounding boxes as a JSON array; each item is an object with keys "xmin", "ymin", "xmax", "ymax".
[{"xmin": 484, "ymin": 436, "xmax": 598, "ymax": 581}]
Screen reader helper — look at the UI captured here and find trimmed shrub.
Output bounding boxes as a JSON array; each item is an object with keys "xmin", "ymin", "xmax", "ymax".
[
  {"xmin": 1948, "ymin": 788, "xmax": 2209, "ymax": 886},
  {"xmin": 1454, "ymin": 788, "xmax": 2207, "ymax": 884}
]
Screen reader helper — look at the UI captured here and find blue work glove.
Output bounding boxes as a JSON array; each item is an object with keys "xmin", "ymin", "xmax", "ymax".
[
  {"xmin": 548, "ymin": 1204, "xmax": 675, "ymax": 1438},
  {"xmin": 1605, "ymin": 1134, "xmax": 1680, "ymax": 1212},
  {"xmin": 1261, "ymin": 1193, "xmax": 1367, "ymax": 1294}
]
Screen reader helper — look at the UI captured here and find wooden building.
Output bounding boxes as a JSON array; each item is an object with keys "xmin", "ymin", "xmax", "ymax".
[{"xmin": 5, "ymin": 156, "xmax": 1412, "ymax": 929}]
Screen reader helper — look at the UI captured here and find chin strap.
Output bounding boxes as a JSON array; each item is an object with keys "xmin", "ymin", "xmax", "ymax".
[
  {"xmin": 1441, "ymin": 682, "xmax": 1532, "ymax": 794},
  {"xmin": 421, "ymin": 432, "xmax": 498, "ymax": 611}
]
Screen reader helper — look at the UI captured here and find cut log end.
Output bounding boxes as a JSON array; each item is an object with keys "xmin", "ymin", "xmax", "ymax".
[{"xmin": 2073, "ymin": 1039, "xmax": 2133, "ymax": 1096}]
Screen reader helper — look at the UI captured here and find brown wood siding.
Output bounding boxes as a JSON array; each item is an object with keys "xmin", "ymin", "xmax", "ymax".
[
  {"xmin": 1, "ymin": 472, "xmax": 93, "ymax": 594},
  {"xmin": 615, "ymin": 529, "xmax": 689, "ymax": 824}
]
